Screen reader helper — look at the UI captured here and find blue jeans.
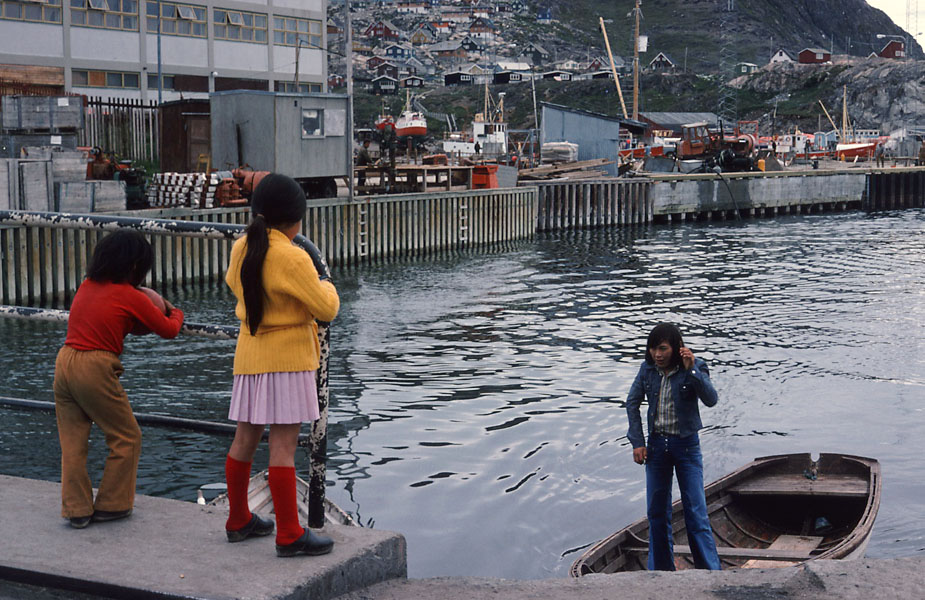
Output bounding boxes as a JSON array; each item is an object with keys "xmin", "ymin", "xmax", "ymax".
[{"xmin": 645, "ymin": 433, "xmax": 721, "ymax": 571}]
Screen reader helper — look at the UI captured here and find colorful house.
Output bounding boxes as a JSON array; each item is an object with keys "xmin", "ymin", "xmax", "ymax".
[
  {"xmin": 798, "ymin": 48, "xmax": 831, "ymax": 64},
  {"xmin": 878, "ymin": 40, "xmax": 905, "ymax": 59}
]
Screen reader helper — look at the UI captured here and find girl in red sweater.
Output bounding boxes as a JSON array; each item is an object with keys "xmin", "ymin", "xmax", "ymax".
[{"xmin": 53, "ymin": 229, "xmax": 184, "ymax": 528}]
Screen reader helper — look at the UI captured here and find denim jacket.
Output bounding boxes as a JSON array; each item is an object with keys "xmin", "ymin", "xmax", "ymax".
[{"xmin": 625, "ymin": 357, "xmax": 718, "ymax": 448}]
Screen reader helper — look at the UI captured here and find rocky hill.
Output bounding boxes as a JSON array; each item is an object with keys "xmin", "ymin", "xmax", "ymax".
[{"xmin": 539, "ymin": 0, "xmax": 922, "ymax": 67}]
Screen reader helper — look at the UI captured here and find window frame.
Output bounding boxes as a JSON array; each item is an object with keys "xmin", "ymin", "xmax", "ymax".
[
  {"xmin": 72, "ymin": 68, "xmax": 140, "ymax": 89},
  {"xmin": 301, "ymin": 108, "xmax": 324, "ymax": 138},
  {"xmin": 71, "ymin": 0, "xmax": 137, "ymax": 30},
  {"xmin": 273, "ymin": 14, "xmax": 322, "ymax": 48},
  {"xmin": 145, "ymin": 0, "xmax": 205, "ymax": 37},
  {"xmin": 1, "ymin": 0, "xmax": 62, "ymax": 23},
  {"xmin": 213, "ymin": 7, "xmax": 266, "ymax": 43}
]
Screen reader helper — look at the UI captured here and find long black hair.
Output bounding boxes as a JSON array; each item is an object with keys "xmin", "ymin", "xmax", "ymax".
[
  {"xmin": 241, "ymin": 173, "xmax": 307, "ymax": 335},
  {"xmin": 644, "ymin": 322, "xmax": 685, "ymax": 369},
  {"xmin": 86, "ymin": 229, "xmax": 153, "ymax": 287}
]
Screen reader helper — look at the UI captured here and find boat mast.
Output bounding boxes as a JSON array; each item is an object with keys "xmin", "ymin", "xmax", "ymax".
[
  {"xmin": 632, "ymin": 0, "xmax": 641, "ymax": 120},
  {"xmin": 841, "ymin": 85, "xmax": 849, "ymax": 143}
]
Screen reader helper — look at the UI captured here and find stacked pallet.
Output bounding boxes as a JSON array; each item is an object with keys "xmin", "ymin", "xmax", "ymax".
[{"xmin": 146, "ymin": 172, "xmax": 221, "ymax": 208}]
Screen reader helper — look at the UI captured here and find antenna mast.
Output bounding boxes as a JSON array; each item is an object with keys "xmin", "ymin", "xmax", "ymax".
[{"xmin": 716, "ymin": 0, "xmax": 737, "ymax": 126}]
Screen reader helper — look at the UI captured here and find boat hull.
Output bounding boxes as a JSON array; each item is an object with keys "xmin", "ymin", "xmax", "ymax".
[
  {"xmin": 570, "ymin": 453, "xmax": 881, "ymax": 575},
  {"xmin": 396, "ymin": 125, "xmax": 427, "ymax": 137}
]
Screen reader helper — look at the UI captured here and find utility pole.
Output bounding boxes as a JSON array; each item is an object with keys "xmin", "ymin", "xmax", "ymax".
[
  {"xmin": 632, "ymin": 0, "xmax": 640, "ymax": 120},
  {"xmin": 346, "ymin": 0, "xmax": 354, "ymax": 202}
]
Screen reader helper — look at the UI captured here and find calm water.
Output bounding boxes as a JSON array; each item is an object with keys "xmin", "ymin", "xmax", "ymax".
[{"xmin": 1, "ymin": 209, "xmax": 924, "ymax": 579}]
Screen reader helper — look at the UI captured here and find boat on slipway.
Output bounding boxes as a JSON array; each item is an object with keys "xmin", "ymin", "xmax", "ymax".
[
  {"xmin": 571, "ymin": 453, "xmax": 880, "ymax": 575},
  {"xmin": 394, "ymin": 91, "xmax": 427, "ymax": 138}
]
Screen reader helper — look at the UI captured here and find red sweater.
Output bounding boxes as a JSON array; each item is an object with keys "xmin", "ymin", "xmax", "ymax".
[{"xmin": 65, "ymin": 280, "xmax": 185, "ymax": 355}]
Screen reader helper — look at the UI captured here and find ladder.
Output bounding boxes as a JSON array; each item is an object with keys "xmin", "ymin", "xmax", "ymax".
[{"xmin": 357, "ymin": 203, "xmax": 369, "ymax": 258}]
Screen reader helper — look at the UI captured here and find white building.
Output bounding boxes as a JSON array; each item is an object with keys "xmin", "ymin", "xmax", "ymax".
[
  {"xmin": 769, "ymin": 49, "xmax": 794, "ymax": 64},
  {"xmin": 0, "ymin": 0, "xmax": 327, "ymax": 101}
]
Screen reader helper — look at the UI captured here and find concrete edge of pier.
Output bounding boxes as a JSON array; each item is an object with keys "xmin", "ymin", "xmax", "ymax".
[
  {"xmin": 0, "ymin": 475, "xmax": 406, "ymax": 600},
  {"xmin": 335, "ymin": 555, "xmax": 925, "ymax": 600}
]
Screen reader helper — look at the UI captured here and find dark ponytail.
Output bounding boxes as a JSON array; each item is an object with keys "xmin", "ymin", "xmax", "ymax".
[
  {"xmin": 241, "ymin": 214, "xmax": 269, "ymax": 335},
  {"xmin": 239, "ymin": 173, "xmax": 307, "ymax": 335}
]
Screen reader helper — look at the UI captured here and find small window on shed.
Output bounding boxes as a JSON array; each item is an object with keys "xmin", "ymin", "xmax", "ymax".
[
  {"xmin": 87, "ymin": 0, "xmax": 106, "ymax": 9},
  {"xmin": 302, "ymin": 109, "xmax": 323, "ymax": 138},
  {"xmin": 177, "ymin": 4, "xmax": 195, "ymax": 19},
  {"xmin": 226, "ymin": 10, "xmax": 244, "ymax": 25}
]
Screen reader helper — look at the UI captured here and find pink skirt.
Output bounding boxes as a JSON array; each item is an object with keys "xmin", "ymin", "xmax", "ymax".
[{"xmin": 228, "ymin": 370, "xmax": 319, "ymax": 424}]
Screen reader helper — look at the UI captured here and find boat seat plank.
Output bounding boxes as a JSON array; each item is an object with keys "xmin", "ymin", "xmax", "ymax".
[
  {"xmin": 728, "ymin": 474, "xmax": 868, "ymax": 497},
  {"xmin": 742, "ymin": 535, "xmax": 823, "ymax": 568},
  {"xmin": 625, "ymin": 544, "xmax": 819, "ymax": 561}
]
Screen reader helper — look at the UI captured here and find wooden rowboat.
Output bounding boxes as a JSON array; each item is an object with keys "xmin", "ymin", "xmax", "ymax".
[
  {"xmin": 571, "ymin": 453, "xmax": 880, "ymax": 575},
  {"xmin": 203, "ymin": 469, "xmax": 357, "ymax": 528}
]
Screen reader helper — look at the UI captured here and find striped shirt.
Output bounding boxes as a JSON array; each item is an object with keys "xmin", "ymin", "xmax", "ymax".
[{"xmin": 653, "ymin": 366, "xmax": 680, "ymax": 436}]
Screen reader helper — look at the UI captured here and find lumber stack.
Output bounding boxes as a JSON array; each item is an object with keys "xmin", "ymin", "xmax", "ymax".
[{"xmin": 518, "ymin": 158, "xmax": 615, "ymax": 181}]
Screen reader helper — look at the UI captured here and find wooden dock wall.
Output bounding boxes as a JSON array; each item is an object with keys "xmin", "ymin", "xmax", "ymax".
[
  {"xmin": 535, "ymin": 180, "xmax": 653, "ymax": 231},
  {"xmin": 865, "ymin": 169, "xmax": 925, "ymax": 210},
  {"xmin": 0, "ymin": 187, "xmax": 537, "ymax": 305}
]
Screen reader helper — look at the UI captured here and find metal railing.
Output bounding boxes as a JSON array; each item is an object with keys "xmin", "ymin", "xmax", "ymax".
[{"xmin": 0, "ymin": 210, "xmax": 333, "ymax": 528}]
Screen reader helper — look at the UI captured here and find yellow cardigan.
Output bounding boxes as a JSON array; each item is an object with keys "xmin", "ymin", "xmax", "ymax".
[{"xmin": 225, "ymin": 228, "xmax": 339, "ymax": 375}]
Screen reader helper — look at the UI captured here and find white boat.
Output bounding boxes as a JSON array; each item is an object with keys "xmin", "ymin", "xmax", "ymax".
[
  {"xmin": 203, "ymin": 469, "xmax": 357, "ymax": 528},
  {"xmin": 442, "ymin": 85, "xmax": 508, "ymax": 157}
]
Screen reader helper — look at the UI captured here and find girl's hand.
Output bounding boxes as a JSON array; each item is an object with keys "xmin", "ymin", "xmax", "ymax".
[{"xmin": 680, "ymin": 346, "xmax": 695, "ymax": 371}]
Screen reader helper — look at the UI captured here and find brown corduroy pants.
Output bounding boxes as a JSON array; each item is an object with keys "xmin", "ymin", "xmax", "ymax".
[{"xmin": 53, "ymin": 345, "xmax": 142, "ymax": 518}]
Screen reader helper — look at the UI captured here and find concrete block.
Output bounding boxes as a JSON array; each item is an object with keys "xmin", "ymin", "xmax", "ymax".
[
  {"xmin": 0, "ymin": 475, "xmax": 407, "ymax": 600},
  {"xmin": 1, "ymin": 95, "xmax": 84, "ymax": 131}
]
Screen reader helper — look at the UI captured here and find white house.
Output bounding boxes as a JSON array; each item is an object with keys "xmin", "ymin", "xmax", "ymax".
[{"xmin": 769, "ymin": 49, "xmax": 795, "ymax": 64}]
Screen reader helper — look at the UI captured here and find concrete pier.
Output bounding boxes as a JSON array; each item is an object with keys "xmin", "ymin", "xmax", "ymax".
[
  {"xmin": 2, "ymin": 473, "xmax": 925, "ymax": 599},
  {"xmin": 0, "ymin": 475, "xmax": 406, "ymax": 600}
]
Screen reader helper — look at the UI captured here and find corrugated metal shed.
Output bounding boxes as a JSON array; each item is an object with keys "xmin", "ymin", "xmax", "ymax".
[{"xmin": 540, "ymin": 102, "xmax": 647, "ymax": 176}]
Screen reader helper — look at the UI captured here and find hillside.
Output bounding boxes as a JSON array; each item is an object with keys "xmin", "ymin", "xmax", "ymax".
[
  {"xmin": 355, "ymin": 56, "xmax": 925, "ymax": 139},
  {"xmin": 535, "ymin": 0, "xmax": 922, "ymax": 69}
]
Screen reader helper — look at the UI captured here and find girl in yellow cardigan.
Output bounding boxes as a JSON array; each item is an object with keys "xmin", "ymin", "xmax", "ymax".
[{"xmin": 223, "ymin": 174, "xmax": 340, "ymax": 557}]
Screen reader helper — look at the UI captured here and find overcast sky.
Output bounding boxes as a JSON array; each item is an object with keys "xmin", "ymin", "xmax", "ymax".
[{"xmin": 867, "ymin": 0, "xmax": 923, "ymax": 42}]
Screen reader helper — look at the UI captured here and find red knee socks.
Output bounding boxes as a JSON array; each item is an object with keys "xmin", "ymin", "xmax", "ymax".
[
  {"xmin": 224, "ymin": 455, "xmax": 253, "ymax": 531},
  {"xmin": 268, "ymin": 466, "xmax": 305, "ymax": 546}
]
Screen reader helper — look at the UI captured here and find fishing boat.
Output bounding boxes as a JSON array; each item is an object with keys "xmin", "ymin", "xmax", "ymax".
[
  {"xmin": 570, "ymin": 453, "xmax": 880, "ymax": 575},
  {"xmin": 203, "ymin": 469, "xmax": 357, "ymax": 528},
  {"xmin": 441, "ymin": 84, "xmax": 508, "ymax": 157},
  {"xmin": 375, "ymin": 114, "xmax": 395, "ymax": 132},
  {"xmin": 394, "ymin": 90, "xmax": 427, "ymax": 138}
]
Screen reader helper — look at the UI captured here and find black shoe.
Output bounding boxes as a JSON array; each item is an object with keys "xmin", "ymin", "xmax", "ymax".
[
  {"xmin": 68, "ymin": 515, "xmax": 92, "ymax": 529},
  {"xmin": 226, "ymin": 513, "xmax": 275, "ymax": 543},
  {"xmin": 276, "ymin": 529, "xmax": 334, "ymax": 557},
  {"xmin": 91, "ymin": 509, "xmax": 133, "ymax": 522}
]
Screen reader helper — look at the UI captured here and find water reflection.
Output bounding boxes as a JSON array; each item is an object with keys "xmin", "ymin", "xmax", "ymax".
[{"xmin": 1, "ymin": 209, "xmax": 924, "ymax": 578}]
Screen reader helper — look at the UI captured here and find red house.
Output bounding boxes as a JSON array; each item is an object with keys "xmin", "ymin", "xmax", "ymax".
[
  {"xmin": 367, "ymin": 55, "xmax": 388, "ymax": 70},
  {"xmin": 363, "ymin": 19, "xmax": 401, "ymax": 42},
  {"xmin": 798, "ymin": 48, "xmax": 831, "ymax": 64},
  {"xmin": 879, "ymin": 40, "xmax": 905, "ymax": 59}
]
